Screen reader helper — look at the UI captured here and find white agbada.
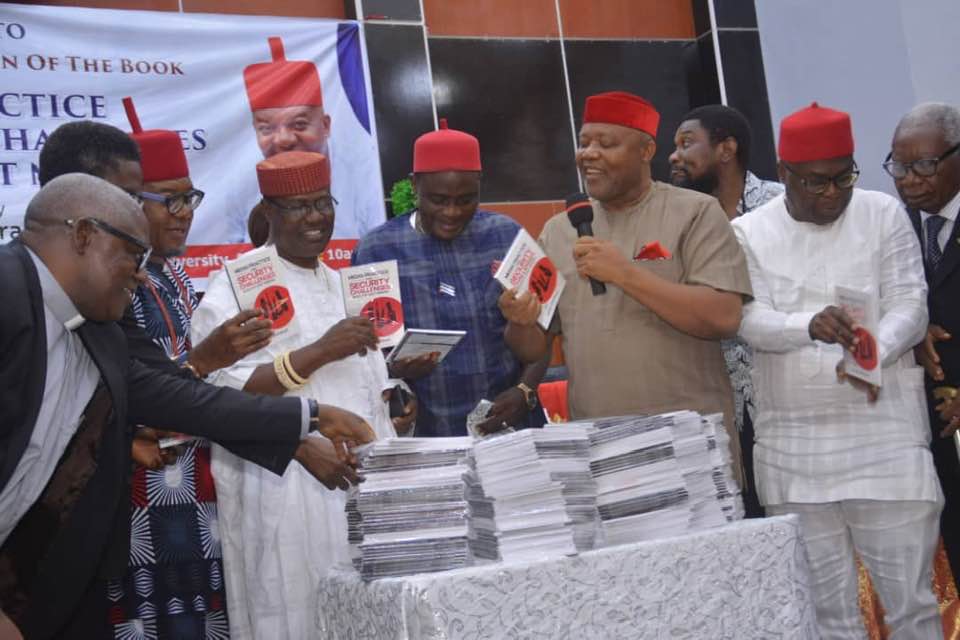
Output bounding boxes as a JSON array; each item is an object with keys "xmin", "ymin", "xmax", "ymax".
[
  {"xmin": 191, "ymin": 257, "xmax": 395, "ymax": 640},
  {"xmin": 733, "ymin": 189, "xmax": 941, "ymax": 506}
]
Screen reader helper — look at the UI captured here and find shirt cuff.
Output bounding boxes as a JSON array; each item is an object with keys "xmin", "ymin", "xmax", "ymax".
[
  {"xmin": 784, "ymin": 311, "xmax": 817, "ymax": 349},
  {"xmin": 299, "ymin": 398, "xmax": 310, "ymax": 439}
]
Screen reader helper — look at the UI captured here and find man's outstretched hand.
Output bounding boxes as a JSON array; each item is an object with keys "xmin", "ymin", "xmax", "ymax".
[{"xmin": 294, "ymin": 435, "xmax": 362, "ymax": 490}]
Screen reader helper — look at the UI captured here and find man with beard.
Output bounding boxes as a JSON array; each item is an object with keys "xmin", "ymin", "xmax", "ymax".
[
  {"xmin": 887, "ymin": 102, "xmax": 960, "ymax": 588},
  {"xmin": 241, "ymin": 36, "xmax": 384, "ymax": 242},
  {"xmin": 734, "ymin": 102, "xmax": 941, "ymax": 639},
  {"xmin": 669, "ymin": 105, "xmax": 783, "ymax": 219},
  {"xmin": 668, "ymin": 105, "xmax": 784, "ymax": 517}
]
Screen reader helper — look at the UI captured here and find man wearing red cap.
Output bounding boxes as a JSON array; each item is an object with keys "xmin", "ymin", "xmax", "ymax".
[
  {"xmin": 734, "ymin": 102, "xmax": 942, "ymax": 638},
  {"xmin": 241, "ymin": 37, "xmax": 384, "ymax": 241},
  {"xmin": 351, "ymin": 120, "xmax": 548, "ymax": 437},
  {"xmin": 508, "ymin": 92, "xmax": 752, "ymax": 482},
  {"xmin": 192, "ymin": 150, "xmax": 398, "ymax": 639}
]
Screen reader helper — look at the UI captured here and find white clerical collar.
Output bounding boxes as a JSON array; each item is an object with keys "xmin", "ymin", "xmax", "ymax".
[{"xmin": 25, "ymin": 246, "xmax": 86, "ymax": 330}]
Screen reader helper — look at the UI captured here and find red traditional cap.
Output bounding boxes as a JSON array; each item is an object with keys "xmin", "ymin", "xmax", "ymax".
[
  {"xmin": 412, "ymin": 119, "xmax": 482, "ymax": 173},
  {"xmin": 583, "ymin": 91, "xmax": 660, "ymax": 137},
  {"xmin": 256, "ymin": 150, "xmax": 330, "ymax": 197},
  {"xmin": 122, "ymin": 97, "xmax": 188, "ymax": 183},
  {"xmin": 778, "ymin": 102, "xmax": 854, "ymax": 163},
  {"xmin": 244, "ymin": 37, "xmax": 323, "ymax": 112}
]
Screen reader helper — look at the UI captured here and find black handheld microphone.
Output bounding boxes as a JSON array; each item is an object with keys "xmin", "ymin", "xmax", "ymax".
[{"xmin": 565, "ymin": 192, "xmax": 606, "ymax": 295}]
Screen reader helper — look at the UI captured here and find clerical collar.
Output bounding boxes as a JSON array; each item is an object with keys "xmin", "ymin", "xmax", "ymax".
[{"xmin": 25, "ymin": 246, "xmax": 86, "ymax": 330}]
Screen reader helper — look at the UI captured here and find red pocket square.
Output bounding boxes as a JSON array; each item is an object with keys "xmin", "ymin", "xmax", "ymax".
[{"xmin": 635, "ymin": 242, "xmax": 672, "ymax": 260}]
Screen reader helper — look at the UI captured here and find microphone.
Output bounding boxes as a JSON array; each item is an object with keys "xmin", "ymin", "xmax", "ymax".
[{"xmin": 565, "ymin": 192, "xmax": 606, "ymax": 295}]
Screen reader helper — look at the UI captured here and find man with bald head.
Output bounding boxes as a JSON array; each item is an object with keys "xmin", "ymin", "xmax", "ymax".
[
  {"xmin": 888, "ymin": 102, "xmax": 960, "ymax": 587},
  {"xmin": 0, "ymin": 174, "xmax": 375, "ymax": 639}
]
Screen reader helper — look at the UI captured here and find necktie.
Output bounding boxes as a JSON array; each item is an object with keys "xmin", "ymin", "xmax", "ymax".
[{"xmin": 925, "ymin": 215, "xmax": 947, "ymax": 271}]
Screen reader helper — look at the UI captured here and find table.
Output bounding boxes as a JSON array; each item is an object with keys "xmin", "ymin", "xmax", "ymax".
[{"xmin": 316, "ymin": 515, "xmax": 818, "ymax": 639}]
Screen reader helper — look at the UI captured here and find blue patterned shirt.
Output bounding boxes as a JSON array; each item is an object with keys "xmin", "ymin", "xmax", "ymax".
[{"xmin": 353, "ymin": 210, "xmax": 544, "ymax": 436}]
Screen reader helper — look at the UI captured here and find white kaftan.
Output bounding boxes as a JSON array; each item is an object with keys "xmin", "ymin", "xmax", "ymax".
[{"xmin": 192, "ymin": 258, "xmax": 395, "ymax": 639}]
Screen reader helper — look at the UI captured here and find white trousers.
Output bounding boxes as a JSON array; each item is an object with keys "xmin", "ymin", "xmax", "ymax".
[{"xmin": 768, "ymin": 500, "xmax": 943, "ymax": 640}]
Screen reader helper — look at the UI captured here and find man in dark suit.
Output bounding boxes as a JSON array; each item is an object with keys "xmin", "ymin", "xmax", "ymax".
[
  {"xmin": 889, "ymin": 102, "xmax": 960, "ymax": 587},
  {"xmin": 0, "ymin": 174, "xmax": 374, "ymax": 638}
]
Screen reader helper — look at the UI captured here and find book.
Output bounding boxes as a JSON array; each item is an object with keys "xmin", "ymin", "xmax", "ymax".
[
  {"xmin": 835, "ymin": 284, "xmax": 881, "ymax": 387},
  {"xmin": 340, "ymin": 260, "xmax": 405, "ymax": 349},
  {"xmin": 224, "ymin": 245, "xmax": 297, "ymax": 338},
  {"xmin": 493, "ymin": 229, "xmax": 565, "ymax": 330},
  {"xmin": 385, "ymin": 328, "xmax": 466, "ymax": 365}
]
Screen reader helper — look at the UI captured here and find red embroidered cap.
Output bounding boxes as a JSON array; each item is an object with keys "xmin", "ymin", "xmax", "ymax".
[
  {"xmin": 583, "ymin": 91, "xmax": 660, "ymax": 137},
  {"xmin": 244, "ymin": 37, "xmax": 323, "ymax": 111},
  {"xmin": 256, "ymin": 150, "xmax": 330, "ymax": 197},
  {"xmin": 122, "ymin": 97, "xmax": 188, "ymax": 183},
  {"xmin": 413, "ymin": 119, "xmax": 482, "ymax": 173},
  {"xmin": 778, "ymin": 102, "xmax": 854, "ymax": 163}
]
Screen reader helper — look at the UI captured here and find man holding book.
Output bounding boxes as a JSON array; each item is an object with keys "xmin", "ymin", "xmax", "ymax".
[
  {"xmin": 733, "ymin": 103, "xmax": 941, "ymax": 638},
  {"xmin": 191, "ymin": 150, "xmax": 397, "ymax": 639},
  {"xmin": 505, "ymin": 91, "xmax": 752, "ymax": 480},
  {"xmin": 352, "ymin": 120, "xmax": 547, "ymax": 437}
]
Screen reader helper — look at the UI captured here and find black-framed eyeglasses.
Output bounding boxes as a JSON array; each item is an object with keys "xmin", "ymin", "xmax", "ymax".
[
  {"xmin": 65, "ymin": 217, "xmax": 153, "ymax": 271},
  {"xmin": 882, "ymin": 143, "xmax": 960, "ymax": 179},
  {"xmin": 124, "ymin": 190, "xmax": 144, "ymax": 206},
  {"xmin": 141, "ymin": 189, "xmax": 205, "ymax": 215},
  {"xmin": 266, "ymin": 195, "xmax": 338, "ymax": 218},
  {"xmin": 782, "ymin": 162, "xmax": 860, "ymax": 195}
]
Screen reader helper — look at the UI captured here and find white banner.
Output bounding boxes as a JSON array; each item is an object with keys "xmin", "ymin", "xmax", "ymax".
[{"xmin": 0, "ymin": 4, "xmax": 385, "ymax": 247}]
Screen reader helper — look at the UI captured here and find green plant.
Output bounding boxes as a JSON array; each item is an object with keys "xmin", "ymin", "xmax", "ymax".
[{"xmin": 389, "ymin": 177, "xmax": 416, "ymax": 217}]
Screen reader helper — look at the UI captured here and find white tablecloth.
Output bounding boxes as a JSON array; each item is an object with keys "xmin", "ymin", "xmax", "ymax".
[{"xmin": 316, "ymin": 515, "xmax": 818, "ymax": 639}]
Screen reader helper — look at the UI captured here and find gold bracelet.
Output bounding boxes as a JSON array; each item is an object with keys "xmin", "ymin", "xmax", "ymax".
[
  {"xmin": 273, "ymin": 353, "xmax": 303, "ymax": 391},
  {"xmin": 282, "ymin": 351, "xmax": 309, "ymax": 386}
]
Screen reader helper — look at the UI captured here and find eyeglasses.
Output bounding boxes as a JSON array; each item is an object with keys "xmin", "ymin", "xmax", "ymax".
[
  {"xmin": 782, "ymin": 162, "xmax": 860, "ymax": 195},
  {"xmin": 65, "ymin": 217, "xmax": 153, "ymax": 271},
  {"xmin": 266, "ymin": 195, "xmax": 338, "ymax": 218},
  {"xmin": 124, "ymin": 190, "xmax": 144, "ymax": 206},
  {"xmin": 882, "ymin": 143, "xmax": 960, "ymax": 179},
  {"xmin": 140, "ymin": 189, "xmax": 205, "ymax": 215}
]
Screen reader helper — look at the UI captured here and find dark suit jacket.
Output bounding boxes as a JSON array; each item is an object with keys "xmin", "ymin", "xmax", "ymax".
[
  {"xmin": 119, "ymin": 305, "xmax": 301, "ymax": 473},
  {"xmin": 0, "ymin": 240, "xmax": 303, "ymax": 639},
  {"xmin": 908, "ymin": 209, "xmax": 960, "ymax": 476}
]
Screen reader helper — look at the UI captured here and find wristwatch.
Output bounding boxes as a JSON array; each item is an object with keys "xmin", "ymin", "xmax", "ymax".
[
  {"xmin": 516, "ymin": 383, "xmax": 538, "ymax": 410},
  {"xmin": 308, "ymin": 398, "xmax": 321, "ymax": 431}
]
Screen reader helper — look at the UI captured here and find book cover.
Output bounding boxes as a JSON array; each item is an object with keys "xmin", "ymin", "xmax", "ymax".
[
  {"xmin": 835, "ymin": 284, "xmax": 881, "ymax": 387},
  {"xmin": 224, "ymin": 245, "xmax": 297, "ymax": 338},
  {"xmin": 385, "ymin": 328, "xmax": 467, "ymax": 365},
  {"xmin": 340, "ymin": 259, "xmax": 405, "ymax": 349},
  {"xmin": 493, "ymin": 229, "xmax": 565, "ymax": 330}
]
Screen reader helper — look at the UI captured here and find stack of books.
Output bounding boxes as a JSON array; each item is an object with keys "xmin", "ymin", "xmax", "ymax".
[
  {"xmin": 348, "ymin": 437, "xmax": 473, "ymax": 580},
  {"xmin": 467, "ymin": 429, "xmax": 584, "ymax": 562},
  {"xmin": 668, "ymin": 411, "xmax": 728, "ymax": 530},
  {"xmin": 585, "ymin": 415, "xmax": 691, "ymax": 546},
  {"xmin": 702, "ymin": 413, "xmax": 744, "ymax": 522}
]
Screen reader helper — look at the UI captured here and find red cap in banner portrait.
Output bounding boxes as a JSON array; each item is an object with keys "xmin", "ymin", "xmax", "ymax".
[
  {"xmin": 244, "ymin": 36, "xmax": 323, "ymax": 111},
  {"xmin": 413, "ymin": 118, "xmax": 482, "ymax": 173},
  {"xmin": 778, "ymin": 102, "xmax": 854, "ymax": 163},
  {"xmin": 257, "ymin": 151, "xmax": 331, "ymax": 197},
  {"xmin": 122, "ymin": 97, "xmax": 188, "ymax": 182},
  {"xmin": 583, "ymin": 91, "xmax": 660, "ymax": 138}
]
